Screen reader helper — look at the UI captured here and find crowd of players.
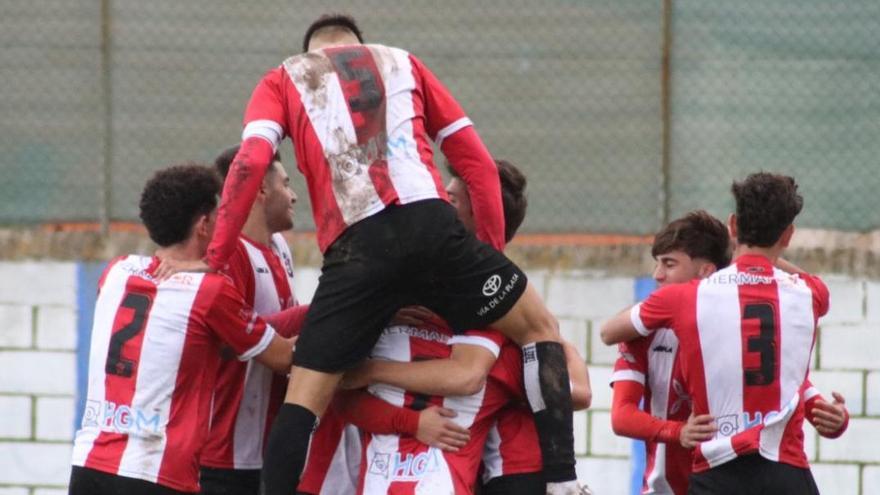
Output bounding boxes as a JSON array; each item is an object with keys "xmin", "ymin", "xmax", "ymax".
[{"xmin": 67, "ymin": 12, "xmax": 849, "ymax": 495}]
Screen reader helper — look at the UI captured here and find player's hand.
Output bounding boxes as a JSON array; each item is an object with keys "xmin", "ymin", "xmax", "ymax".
[
  {"xmin": 415, "ymin": 406, "xmax": 470, "ymax": 452},
  {"xmin": 153, "ymin": 258, "xmax": 211, "ymax": 282},
  {"xmin": 339, "ymin": 360, "xmax": 375, "ymax": 390},
  {"xmin": 680, "ymin": 413, "xmax": 717, "ymax": 449},
  {"xmin": 390, "ymin": 306, "xmax": 435, "ymax": 327},
  {"xmin": 812, "ymin": 392, "xmax": 847, "ymax": 436}
]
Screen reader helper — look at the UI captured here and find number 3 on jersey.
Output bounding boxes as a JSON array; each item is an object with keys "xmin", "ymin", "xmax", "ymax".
[
  {"xmin": 742, "ymin": 303, "xmax": 776, "ymax": 386},
  {"xmin": 105, "ymin": 292, "xmax": 153, "ymax": 377}
]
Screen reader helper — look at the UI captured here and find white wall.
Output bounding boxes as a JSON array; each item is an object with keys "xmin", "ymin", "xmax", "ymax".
[{"xmin": 1, "ymin": 262, "xmax": 877, "ymax": 493}]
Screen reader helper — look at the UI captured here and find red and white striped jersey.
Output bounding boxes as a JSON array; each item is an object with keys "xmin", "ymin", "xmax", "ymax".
[
  {"xmin": 71, "ymin": 255, "xmax": 276, "ymax": 492},
  {"xmin": 611, "ymin": 332, "xmax": 691, "ymax": 494},
  {"xmin": 359, "ymin": 319, "xmax": 509, "ymax": 494},
  {"xmin": 241, "ymin": 44, "xmax": 473, "ymax": 252},
  {"xmin": 298, "ymin": 403, "xmax": 363, "ymax": 495},
  {"xmin": 480, "ymin": 343, "xmax": 543, "ymax": 484},
  {"xmin": 200, "ymin": 233, "xmax": 296, "ymax": 470},
  {"xmin": 630, "ymin": 254, "xmax": 829, "ymax": 472}
]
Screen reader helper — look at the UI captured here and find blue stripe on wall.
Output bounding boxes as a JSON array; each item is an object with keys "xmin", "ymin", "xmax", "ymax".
[
  {"xmin": 630, "ymin": 276, "xmax": 658, "ymax": 495},
  {"xmin": 75, "ymin": 261, "xmax": 106, "ymax": 429}
]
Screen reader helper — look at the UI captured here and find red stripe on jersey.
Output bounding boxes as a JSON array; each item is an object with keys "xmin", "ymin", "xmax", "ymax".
[
  {"xmin": 156, "ymin": 275, "xmax": 224, "ymax": 486},
  {"xmin": 85, "ymin": 274, "xmax": 157, "ymax": 472},
  {"xmin": 408, "ymin": 56, "xmax": 447, "ymax": 201},
  {"xmin": 298, "ymin": 405, "xmax": 346, "ymax": 494},
  {"xmin": 736, "ymin": 263, "xmax": 782, "ymax": 416},
  {"xmin": 325, "ymin": 46, "xmax": 397, "ymax": 207}
]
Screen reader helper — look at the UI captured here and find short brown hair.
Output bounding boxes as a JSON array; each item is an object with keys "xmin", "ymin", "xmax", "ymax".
[
  {"xmin": 731, "ymin": 172, "xmax": 803, "ymax": 247},
  {"xmin": 652, "ymin": 210, "xmax": 731, "ymax": 269},
  {"xmin": 302, "ymin": 14, "xmax": 364, "ymax": 52},
  {"xmin": 447, "ymin": 159, "xmax": 528, "ymax": 243}
]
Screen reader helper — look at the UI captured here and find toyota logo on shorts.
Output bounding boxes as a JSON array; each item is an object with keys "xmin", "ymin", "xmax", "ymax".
[{"xmin": 482, "ymin": 274, "xmax": 503, "ymax": 296}]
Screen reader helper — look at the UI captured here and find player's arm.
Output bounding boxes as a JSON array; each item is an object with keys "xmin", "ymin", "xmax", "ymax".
[
  {"xmin": 253, "ymin": 334, "xmax": 297, "ymax": 374},
  {"xmin": 803, "ymin": 381, "xmax": 849, "ymax": 438},
  {"xmin": 412, "ymin": 55, "xmax": 505, "ymax": 250},
  {"xmin": 600, "ymin": 305, "xmax": 644, "ymax": 345},
  {"xmin": 206, "ymin": 69, "xmax": 288, "ymax": 271},
  {"xmin": 343, "ymin": 340, "xmax": 499, "ymax": 396},
  {"xmin": 563, "ymin": 340, "xmax": 591, "ymax": 410},
  {"xmin": 334, "ymin": 390, "xmax": 470, "ymax": 452},
  {"xmin": 601, "ymin": 285, "xmax": 681, "ymax": 345},
  {"xmin": 262, "ymin": 304, "xmax": 310, "ymax": 338},
  {"xmin": 611, "ymin": 380, "xmax": 716, "ymax": 449},
  {"xmin": 206, "ymin": 276, "xmax": 294, "ymax": 374}
]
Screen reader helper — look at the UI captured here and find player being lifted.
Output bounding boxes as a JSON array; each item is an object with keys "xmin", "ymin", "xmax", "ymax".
[
  {"xmin": 318, "ymin": 158, "xmax": 592, "ymax": 494},
  {"xmin": 602, "ymin": 172, "xmax": 834, "ymax": 495},
  {"xmin": 608, "ymin": 210, "xmax": 848, "ymax": 495},
  {"xmin": 158, "ymin": 14, "xmax": 580, "ymax": 494},
  {"xmin": 69, "ymin": 164, "xmax": 295, "ymax": 495}
]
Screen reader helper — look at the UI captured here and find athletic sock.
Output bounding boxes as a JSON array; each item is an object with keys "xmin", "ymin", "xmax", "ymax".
[
  {"xmin": 522, "ymin": 341, "xmax": 577, "ymax": 483},
  {"xmin": 261, "ymin": 403, "xmax": 317, "ymax": 495}
]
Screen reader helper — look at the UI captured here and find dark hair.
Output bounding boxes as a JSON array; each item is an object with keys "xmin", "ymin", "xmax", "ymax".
[
  {"xmin": 731, "ymin": 172, "xmax": 803, "ymax": 247},
  {"xmin": 214, "ymin": 145, "xmax": 281, "ymax": 180},
  {"xmin": 447, "ymin": 159, "xmax": 528, "ymax": 243},
  {"xmin": 139, "ymin": 164, "xmax": 221, "ymax": 247},
  {"xmin": 302, "ymin": 14, "xmax": 364, "ymax": 52},
  {"xmin": 652, "ymin": 210, "xmax": 731, "ymax": 269}
]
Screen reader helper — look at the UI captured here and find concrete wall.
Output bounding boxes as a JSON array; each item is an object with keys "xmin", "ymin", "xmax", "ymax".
[{"xmin": 1, "ymin": 261, "xmax": 878, "ymax": 493}]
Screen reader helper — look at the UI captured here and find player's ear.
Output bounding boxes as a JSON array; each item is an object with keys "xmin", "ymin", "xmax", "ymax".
[
  {"xmin": 697, "ymin": 261, "xmax": 716, "ymax": 279},
  {"xmin": 727, "ymin": 213, "xmax": 737, "ymax": 241},
  {"xmin": 778, "ymin": 224, "xmax": 795, "ymax": 248}
]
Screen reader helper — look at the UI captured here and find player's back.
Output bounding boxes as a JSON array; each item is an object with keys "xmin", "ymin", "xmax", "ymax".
[
  {"xmin": 71, "ymin": 255, "xmax": 266, "ymax": 492},
  {"xmin": 679, "ymin": 254, "xmax": 829, "ymax": 470},
  {"xmin": 360, "ymin": 319, "xmax": 508, "ymax": 494},
  {"xmin": 246, "ymin": 44, "xmax": 470, "ymax": 251}
]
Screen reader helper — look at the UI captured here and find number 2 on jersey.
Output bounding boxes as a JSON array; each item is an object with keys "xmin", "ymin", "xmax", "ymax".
[
  {"xmin": 742, "ymin": 303, "xmax": 776, "ymax": 386},
  {"xmin": 105, "ymin": 292, "xmax": 153, "ymax": 378}
]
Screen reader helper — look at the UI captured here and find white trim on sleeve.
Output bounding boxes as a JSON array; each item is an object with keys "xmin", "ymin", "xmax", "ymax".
[
  {"xmin": 238, "ymin": 323, "xmax": 277, "ymax": 362},
  {"xmin": 242, "ymin": 120, "xmax": 284, "ymax": 150},
  {"xmin": 447, "ymin": 335, "xmax": 501, "ymax": 358},
  {"xmin": 804, "ymin": 386, "xmax": 821, "ymax": 401},
  {"xmin": 435, "ymin": 117, "xmax": 473, "ymax": 147},
  {"xmin": 630, "ymin": 303, "xmax": 651, "ymax": 337},
  {"xmin": 609, "ymin": 369, "xmax": 646, "ymax": 385}
]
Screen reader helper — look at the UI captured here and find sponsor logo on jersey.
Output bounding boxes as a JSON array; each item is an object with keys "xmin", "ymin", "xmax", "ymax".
[
  {"xmin": 652, "ymin": 344, "xmax": 674, "ymax": 353},
  {"xmin": 82, "ymin": 399, "xmax": 164, "ymax": 438},
  {"xmin": 369, "ymin": 450, "xmax": 443, "ymax": 480},
  {"xmin": 476, "ymin": 273, "xmax": 521, "ymax": 317},
  {"xmin": 255, "ymin": 266, "xmax": 269, "ymax": 274},
  {"xmin": 482, "ymin": 274, "xmax": 502, "ymax": 296},
  {"xmin": 714, "ymin": 403, "xmax": 795, "ymax": 438},
  {"xmin": 710, "ymin": 273, "xmax": 774, "ymax": 286}
]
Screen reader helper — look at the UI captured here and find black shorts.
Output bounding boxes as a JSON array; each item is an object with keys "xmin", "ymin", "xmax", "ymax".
[
  {"xmin": 69, "ymin": 465, "xmax": 190, "ymax": 495},
  {"xmin": 481, "ymin": 472, "xmax": 545, "ymax": 495},
  {"xmin": 198, "ymin": 467, "xmax": 259, "ymax": 495},
  {"xmin": 294, "ymin": 199, "xmax": 527, "ymax": 372},
  {"xmin": 688, "ymin": 454, "xmax": 820, "ymax": 495}
]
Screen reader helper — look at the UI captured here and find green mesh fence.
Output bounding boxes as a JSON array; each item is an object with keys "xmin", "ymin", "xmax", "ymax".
[{"xmin": 1, "ymin": 1, "xmax": 877, "ymax": 233}]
